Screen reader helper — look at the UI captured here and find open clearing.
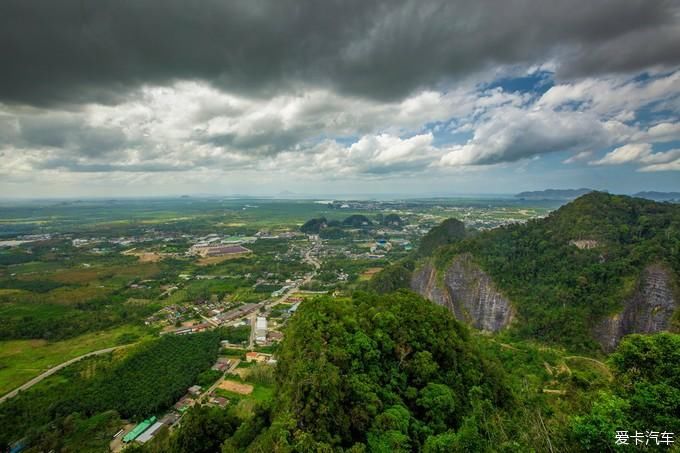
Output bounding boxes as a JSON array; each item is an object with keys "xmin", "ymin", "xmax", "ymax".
[
  {"xmin": 198, "ymin": 252, "xmax": 251, "ymax": 266},
  {"xmin": 359, "ymin": 267, "xmax": 383, "ymax": 281},
  {"xmin": 122, "ymin": 249, "xmax": 165, "ymax": 263},
  {"xmin": 218, "ymin": 379, "xmax": 253, "ymax": 395}
]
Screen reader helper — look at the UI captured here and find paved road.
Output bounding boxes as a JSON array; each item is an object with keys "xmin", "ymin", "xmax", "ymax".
[
  {"xmin": 247, "ymin": 311, "xmax": 259, "ymax": 349},
  {"xmin": 0, "ymin": 345, "xmax": 128, "ymax": 405}
]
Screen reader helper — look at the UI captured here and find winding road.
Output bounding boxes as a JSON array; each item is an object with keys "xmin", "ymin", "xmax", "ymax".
[{"xmin": 0, "ymin": 345, "xmax": 128, "ymax": 405}]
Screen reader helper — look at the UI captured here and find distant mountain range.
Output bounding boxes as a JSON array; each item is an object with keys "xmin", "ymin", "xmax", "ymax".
[
  {"xmin": 515, "ymin": 189, "xmax": 680, "ymax": 202},
  {"xmin": 633, "ymin": 191, "xmax": 680, "ymax": 201},
  {"xmin": 515, "ymin": 188, "xmax": 595, "ymax": 200}
]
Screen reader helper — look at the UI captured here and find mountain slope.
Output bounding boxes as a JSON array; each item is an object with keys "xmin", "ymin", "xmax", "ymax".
[{"xmin": 408, "ymin": 192, "xmax": 680, "ymax": 351}]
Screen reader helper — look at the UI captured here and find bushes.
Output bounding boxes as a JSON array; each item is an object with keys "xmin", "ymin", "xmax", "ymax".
[
  {"xmin": 570, "ymin": 333, "xmax": 680, "ymax": 451},
  {"xmin": 220, "ymin": 325, "xmax": 250, "ymax": 344},
  {"xmin": 196, "ymin": 369, "xmax": 223, "ymax": 388},
  {"xmin": 245, "ymin": 364, "xmax": 275, "ymax": 386}
]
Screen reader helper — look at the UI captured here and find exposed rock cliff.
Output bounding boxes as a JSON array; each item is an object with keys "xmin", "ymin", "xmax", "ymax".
[
  {"xmin": 594, "ymin": 264, "xmax": 678, "ymax": 352},
  {"xmin": 411, "ymin": 254, "xmax": 514, "ymax": 332}
]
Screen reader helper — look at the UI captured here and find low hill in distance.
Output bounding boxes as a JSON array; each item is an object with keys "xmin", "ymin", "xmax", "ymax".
[
  {"xmin": 515, "ymin": 188, "xmax": 595, "ymax": 200},
  {"xmin": 633, "ymin": 191, "xmax": 680, "ymax": 202}
]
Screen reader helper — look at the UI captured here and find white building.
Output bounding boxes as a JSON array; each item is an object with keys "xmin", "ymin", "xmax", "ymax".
[{"xmin": 255, "ymin": 317, "xmax": 268, "ymax": 343}]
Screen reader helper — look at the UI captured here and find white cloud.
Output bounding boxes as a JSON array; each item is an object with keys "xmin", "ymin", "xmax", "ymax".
[
  {"xmin": 590, "ymin": 143, "xmax": 654, "ymax": 165},
  {"xmin": 538, "ymin": 71, "xmax": 680, "ymax": 117},
  {"xmin": 590, "ymin": 143, "xmax": 680, "ymax": 171},
  {"xmin": 440, "ymin": 107, "xmax": 617, "ymax": 166},
  {"xmin": 639, "ymin": 159, "xmax": 680, "ymax": 172},
  {"xmin": 563, "ymin": 150, "xmax": 593, "ymax": 164},
  {"xmin": 2, "ymin": 67, "xmax": 680, "ymax": 194},
  {"xmin": 646, "ymin": 122, "xmax": 680, "ymax": 142}
]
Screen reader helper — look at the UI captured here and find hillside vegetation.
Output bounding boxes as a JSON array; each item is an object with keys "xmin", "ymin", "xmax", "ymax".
[
  {"xmin": 417, "ymin": 218, "xmax": 466, "ymax": 256},
  {"xmin": 437, "ymin": 192, "xmax": 680, "ymax": 350},
  {"xmin": 372, "ymin": 193, "xmax": 680, "ymax": 351},
  {"xmin": 123, "ymin": 292, "xmax": 680, "ymax": 452}
]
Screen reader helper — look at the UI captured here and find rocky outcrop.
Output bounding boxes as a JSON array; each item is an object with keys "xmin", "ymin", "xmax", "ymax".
[
  {"xmin": 569, "ymin": 239, "xmax": 599, "ymax": 250},
  {"xmin": 594, "ymin": 264, "xmax": 678, "ymax": 352},
  {"xmin": 411, "ymin": 254, "xmax": 514, "ymax": 332}
]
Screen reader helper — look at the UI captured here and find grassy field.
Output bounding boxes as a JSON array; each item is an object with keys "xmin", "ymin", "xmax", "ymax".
[
  {"xmin": 0, "ymin": 324, "xmax": 153, "ymax": 395},
  {"xmin": 215, "ymin": 382, "xmax": 274, "ymax": 403}
]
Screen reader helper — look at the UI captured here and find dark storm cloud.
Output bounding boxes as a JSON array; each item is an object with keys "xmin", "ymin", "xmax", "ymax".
[
  {"xmin": 1, "ymin": 0, "xmax": 678, "ymax": 107},
  {"xmin": 34, "ymin": 158, "xmax": 188, "ymax": 173}
]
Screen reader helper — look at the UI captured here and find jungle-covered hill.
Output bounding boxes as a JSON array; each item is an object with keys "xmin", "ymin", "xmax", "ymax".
[{"xmin": 372, "ymin": 192, "xmax": 680, "ymax": 351}]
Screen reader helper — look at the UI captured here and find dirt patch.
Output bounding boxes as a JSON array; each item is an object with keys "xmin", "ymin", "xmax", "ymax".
[
  {"xmin": 232, "ymin": 368, "xmax": 250, "ymax": 379},
  {"xmin": 198, "ymin": 252, "xmax": 250, "ymax": 266},
  {"xmin": 359, "ymin": 267, "xmax": 383, "ymax": 281},
  {"xmin": 218, "ymin": 379, "xmax": 253, "ymax": 395},
  {"xmin": 542, "ymin": 389, "xmax": 567, "ymax": 395},
  {"xmin": 123, "ymin": 249, "xmax": 164, "ymax": 263},
  {"xmin": 137, "ymin": 252, "xmax": 163, "ymax": 263}
]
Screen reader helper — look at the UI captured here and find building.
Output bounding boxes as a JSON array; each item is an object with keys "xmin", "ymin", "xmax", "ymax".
[
  {"xmin": 136, "ymin": 421, "xmax": 165, "ymax": 443},
  {"xmin": 123, "ymin": 416, "xmax": 157, "ymax": 443},
  {"xmin": 216, "ymin": 303, "xmax": 259, "ymax": 324},
  {"xmin": 188, "ymin": 385, "xmax": 202, "ymax": 396},
  {"xmin": 267, "ymin": 331, "xmax": 284, "ymax": 342},
  {"xmin": 170, "ymin": 322, "xmax": 211, "ymax": 335},
  {"xmin": 160, "ymin": 412, "xmax": 181, "ymax": 426},
  {"xmin": 174, "ymin": 395, "xmax": 194, "ymax": 413},
  {"xmin": 212, "ymin": 357, "xmax": 232, "ymax": 372},
  {"xmin": 255, "ymin": 317, "xmax": 267, "ymax": 343},
  {"xmin": 208, "ymin": 396, "xmax": 229, "ymax": 408}
]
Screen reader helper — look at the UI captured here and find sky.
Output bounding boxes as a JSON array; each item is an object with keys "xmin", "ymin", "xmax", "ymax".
[{"xmin": 1, "ymin": 0, "xmax": 680, "ymax": 198}]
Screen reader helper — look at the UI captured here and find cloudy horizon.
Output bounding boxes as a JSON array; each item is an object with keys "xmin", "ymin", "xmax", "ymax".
[{"xmin": 2, "ymin": 0, "xmax": 680, "ymax": 198}]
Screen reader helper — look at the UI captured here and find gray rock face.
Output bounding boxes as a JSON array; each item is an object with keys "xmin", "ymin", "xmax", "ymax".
[
  {"xmin": 411, "ymin": 254, "xmax": 514, "ymax": 332},
  {"xmin": 594, "ymin": 264, "xmax": 678, "ymax": 352}
]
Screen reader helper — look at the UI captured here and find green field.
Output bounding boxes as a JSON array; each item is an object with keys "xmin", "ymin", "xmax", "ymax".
[{"xmin": 0, "ymin": 324, "xmax": 152, "ymax": 395}]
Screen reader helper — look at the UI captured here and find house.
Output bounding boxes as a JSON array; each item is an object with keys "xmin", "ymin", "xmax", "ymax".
[
  {"xmin": 209, "ymin": 396, "xmax": 229, "ymax": 408},
  {"xmin": 174, "ymin": 395, "xmax": 194, "ymax": 412},
  {"xmin": 212, "ymin": 357, "xmax": 232, "ymax": 371},
  {"xmin": 267, "ymin": 331, "xmax": 284, "ymax": 342},
  {"xmin": 188, "ymin": 385, "xmax": 202, "ymax": 396}
]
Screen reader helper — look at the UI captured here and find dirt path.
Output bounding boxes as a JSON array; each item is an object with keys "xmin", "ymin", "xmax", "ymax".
[
  {"xmin": 0, "ymin": 345, "xmax": 128, "ymax": 405},
  {"xmin": 563, "ymin": 356, "xmax": 612, "ymax": 378}
]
